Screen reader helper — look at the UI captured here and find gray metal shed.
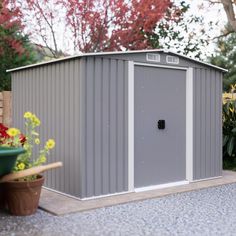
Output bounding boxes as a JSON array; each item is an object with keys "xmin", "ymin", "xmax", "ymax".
[{"xmin": 8, "ymin": 49, "xmax": 226, "ymax": 199}]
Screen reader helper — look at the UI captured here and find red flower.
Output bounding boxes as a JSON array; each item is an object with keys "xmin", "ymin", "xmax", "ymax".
[
  {"xmin": 19, "ymin": 133, "xmax": 26, "ymax": 144},
  {"xmin": 0, "ymin": 123, "xmax": 26, "ymax": 145},
  {"xmin": 0, "ymin": 123, "xmax": 8, "ymax": 133},
  {"xmin": 0, "ymin": 123, "xmax": 10, "ymax": 144}
]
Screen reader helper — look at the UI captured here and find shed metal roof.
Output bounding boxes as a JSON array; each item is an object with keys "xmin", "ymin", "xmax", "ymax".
[{"xmin": 7, "ymin": 49, "xmax": 227, "ymax": 73}]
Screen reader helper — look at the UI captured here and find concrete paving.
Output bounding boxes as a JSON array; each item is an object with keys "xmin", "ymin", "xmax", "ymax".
[
  {"xmin": 39, "ymin": 170, "xmax": 236, "ymax": 215},
  {"xmin": 1, "ymin": 182, "xmax": 236, "ymax": 236}
]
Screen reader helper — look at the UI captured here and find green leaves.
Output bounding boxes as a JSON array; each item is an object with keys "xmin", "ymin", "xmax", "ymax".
[
  {"xmin": 210, "ymin": 31, "xmax": 236, "ymax": 92},
  {"xmin": 146, "ymin": 1, "xmax": 210, "ymax": 60},
  {"xmin": 223, "ymin": 99, "xmax": 236, "ymax": 158},
  {"xmin": 223, "ymin": 135, "xmax": 229, "ymax": 146},
  {"xmin": 232, "ymin": 128, "xmax": 236, "ymax": 133},
  {"xmin": 227, "ymin": 137, "xmax": 235, "ymax": 156},
  {"xmin": 0, "ymin": 26, "xmax": 36, "ymax": 91}
]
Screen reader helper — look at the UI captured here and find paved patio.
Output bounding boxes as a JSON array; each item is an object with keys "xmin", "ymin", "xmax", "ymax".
[
  {"xmin": 40, "ymin": 170, "xmax": 236, "ymax": 215},
  {"xmin": 1, "ymin": 181, "xmax": 236, "ymax": 236}
]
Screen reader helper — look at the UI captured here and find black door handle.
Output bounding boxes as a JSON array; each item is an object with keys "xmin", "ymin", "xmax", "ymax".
[{"xmin": 158, "ymin": 120, "xmax": 165, "ymax": 129}]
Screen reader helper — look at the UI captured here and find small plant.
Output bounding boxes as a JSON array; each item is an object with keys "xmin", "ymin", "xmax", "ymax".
[{"xmin": 0, "ymin": 112, "xmax": 55, "ymax": 180}]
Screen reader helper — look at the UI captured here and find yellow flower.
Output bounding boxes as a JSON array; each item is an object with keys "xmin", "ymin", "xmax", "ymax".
[
  {"xmin": 40, "ymin": 156, "xmax": 47, "ymax": 163},
  {"xmin": 231, "ymin": 84, "xmax": 236, "ymax": 93},
  {"xmin": 24, "ymin": 112, "xmax": 32, "ymax": 119},
  {"xmin": 45, "ymin": 139, "xmax": 55, "ymax": 149},
  {"xmin": 34, "ymin": 118, "xmax": 41, "ymax": 126},
  {"xmin": 17, "ymin": 163, "xmax": 25, "ymax": 170},
  {"xmin": 35, "ymin": 138, "xmax": 40, "ymax": 145},
  {"xmin": 6, "ymin": 128, "xmax": 20, "ymax": 137},
  {"xmin": 31, "ymin": 114, "xmax": 41, "ymax": 126}
]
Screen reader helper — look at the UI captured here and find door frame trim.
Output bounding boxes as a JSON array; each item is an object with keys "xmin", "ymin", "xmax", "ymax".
[{"xmin": 128, "ymin": 62, "xmax": 193, "ymax": 191}]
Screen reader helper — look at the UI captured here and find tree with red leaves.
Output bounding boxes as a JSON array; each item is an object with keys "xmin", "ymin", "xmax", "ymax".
[
  {"xmin": 18, "ymin": 0, "xmax": 188, "ymax": 54},
  {"xmin": 0, "ymin": 0, "xmax": 23, "ymax": 54},
  {"xmin": 0, "ymin": 0, "xmax": 36, "ymax": 91},
  {"xmin": 61, "ymin": 0, "xmax": 173, "ymax": 52},
  {"xmin": 17, "ymin": 0, "xmax": 209, "ymax": 58}
]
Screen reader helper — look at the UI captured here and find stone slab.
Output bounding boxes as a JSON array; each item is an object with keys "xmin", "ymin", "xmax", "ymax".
[{"xmin": 39, "ymin": 170, "xmax": 236, "ymax": 216}]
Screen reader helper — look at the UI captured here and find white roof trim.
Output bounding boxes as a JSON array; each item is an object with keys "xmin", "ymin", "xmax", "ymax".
[
  {"xmin": 7, "ymin": 49, "xmax": 227, "ymax": 72},
  {"xmin": 168, "ymin": 51, "xmax": 228, "ymax": 72}
]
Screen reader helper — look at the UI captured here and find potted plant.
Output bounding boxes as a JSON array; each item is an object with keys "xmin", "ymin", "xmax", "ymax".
[
  {"xmin": 0, "ymin": 124, "xmax": 26, "ymax": 210},
  {"xmin": 0, "ymin": 124, "xmax": 26, "ymax": 176},
  {"xmin": 1, "ymin": 112, "xmax": 56, "ymax": 216}
]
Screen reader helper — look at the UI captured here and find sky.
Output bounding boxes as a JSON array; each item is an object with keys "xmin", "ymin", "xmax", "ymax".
[
  {"xmin": 187, "ymin": 0, "xmax": 227, "ymax": 31},
  {"xmin": 186, "ymin": 0, "xmax": 227, "ymax": 41},
  {"xmin": 185, "ymin": 0, "xmax": 227, "ymax": 54}
]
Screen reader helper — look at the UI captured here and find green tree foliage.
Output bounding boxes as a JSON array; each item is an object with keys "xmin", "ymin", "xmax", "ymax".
[
  {"xmin": 210, "ymin": 31, "xmax": 236, "ymax": 91},
  {"xmin": 211, "ymin": 29, "xmax": 236, "ymax": 169},
  {"xmin": 0, "ymin": 26, "xmax": 36, "ymax": 91},
  {"xmin": 0, "ymin": 0, "xmax": 36, "ymax": 91},
  {"xmin": 146, "ymin": 1, "xmax": 211, "ymax": 59}
]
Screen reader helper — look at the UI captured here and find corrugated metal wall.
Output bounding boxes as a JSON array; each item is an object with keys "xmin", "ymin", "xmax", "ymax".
[
  {"xmin": 11, "ymin": 52, "xmax": 223, "ymax": 199},
  {"xmin": 12, "ymin": 59, "xmax": 81, "ymax": 197},
  {"xmin": 193, "ymin": 68, "xmax": 222, "ymax": 180},
  {"xmin": 79, "ymin": 57, "xmax": 129, "ymax": 198},
  {"xmin": 12, "ymin": 56, "xmax": 129, "ymax": 198}
]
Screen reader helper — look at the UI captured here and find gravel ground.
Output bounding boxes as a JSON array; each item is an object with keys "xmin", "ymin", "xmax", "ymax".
[{"xmin": 1, "ymin": 184, "xmax": 236, "ymax": 236}]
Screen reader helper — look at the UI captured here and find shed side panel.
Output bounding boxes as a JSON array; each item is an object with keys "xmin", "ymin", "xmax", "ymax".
[
  {"xmin": 80, "ymin": 57, "xmax": 128, "ymax": 198},
  {"xmin": 11, "ymin": 59, "xmax": 81, "ymax": 197},
  {"xmin": 193, "ymin": 68, "xmax": 222, "ymax": 180}
]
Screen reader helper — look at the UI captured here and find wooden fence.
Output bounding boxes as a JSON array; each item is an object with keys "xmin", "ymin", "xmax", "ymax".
[{"xmin": 0, "ymin": 91, "xmax": 12, "ymax": 127}]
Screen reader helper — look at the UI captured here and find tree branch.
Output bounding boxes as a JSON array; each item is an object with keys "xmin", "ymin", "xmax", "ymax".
[
  {"xmin": 34, "ymin": 0, "xmax": 59, "ymax": 58},
  {"xmin": 205, "ymin": 0, "xmax": 222, "ymax": 4},
  {"xmin": 212, "ymin": 29, "xmax": 234, "ymax": 39},
  {"xmin": 221, "ymin": 0, "xmax": 236, "ymax": 32}
]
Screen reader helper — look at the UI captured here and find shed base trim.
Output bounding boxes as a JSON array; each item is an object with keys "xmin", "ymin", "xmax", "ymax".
[
  {"xmin": 42, "ymin": 186, "xmax": 133, "ymax": 201},
  {"xmin": 135, "ymin": 180, "xmax": 189, "ymax": 193},
  {"xmin": 80, "ymin": 190, "xmax": 133, "ymax": 201},
  {"xmin": 191, "ymin": 176, "xmax": 222, "ymax": 183},
  {"xmin": 42, "ymin": 186, "xmax": 82, "ymax": 201}
]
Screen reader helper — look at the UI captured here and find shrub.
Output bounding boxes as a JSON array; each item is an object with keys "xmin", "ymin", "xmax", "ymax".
[{"xmin": 223, "ymin": 85, "xmax": 236, "ymax": 159}]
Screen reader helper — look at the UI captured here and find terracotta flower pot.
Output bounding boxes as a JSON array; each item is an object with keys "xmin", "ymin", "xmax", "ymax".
[{"xmin": 3, "ymin": 175, "xmax": 44, "ymax": 216}]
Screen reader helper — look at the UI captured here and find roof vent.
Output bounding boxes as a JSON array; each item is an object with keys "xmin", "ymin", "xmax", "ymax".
[
  {"xmin": 166, "ymin": 55, "xmax": 179, "ymax": 64},
  {"xmin": 146, "ymin": 53, "xmax": 160, "ymax": 62}
]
